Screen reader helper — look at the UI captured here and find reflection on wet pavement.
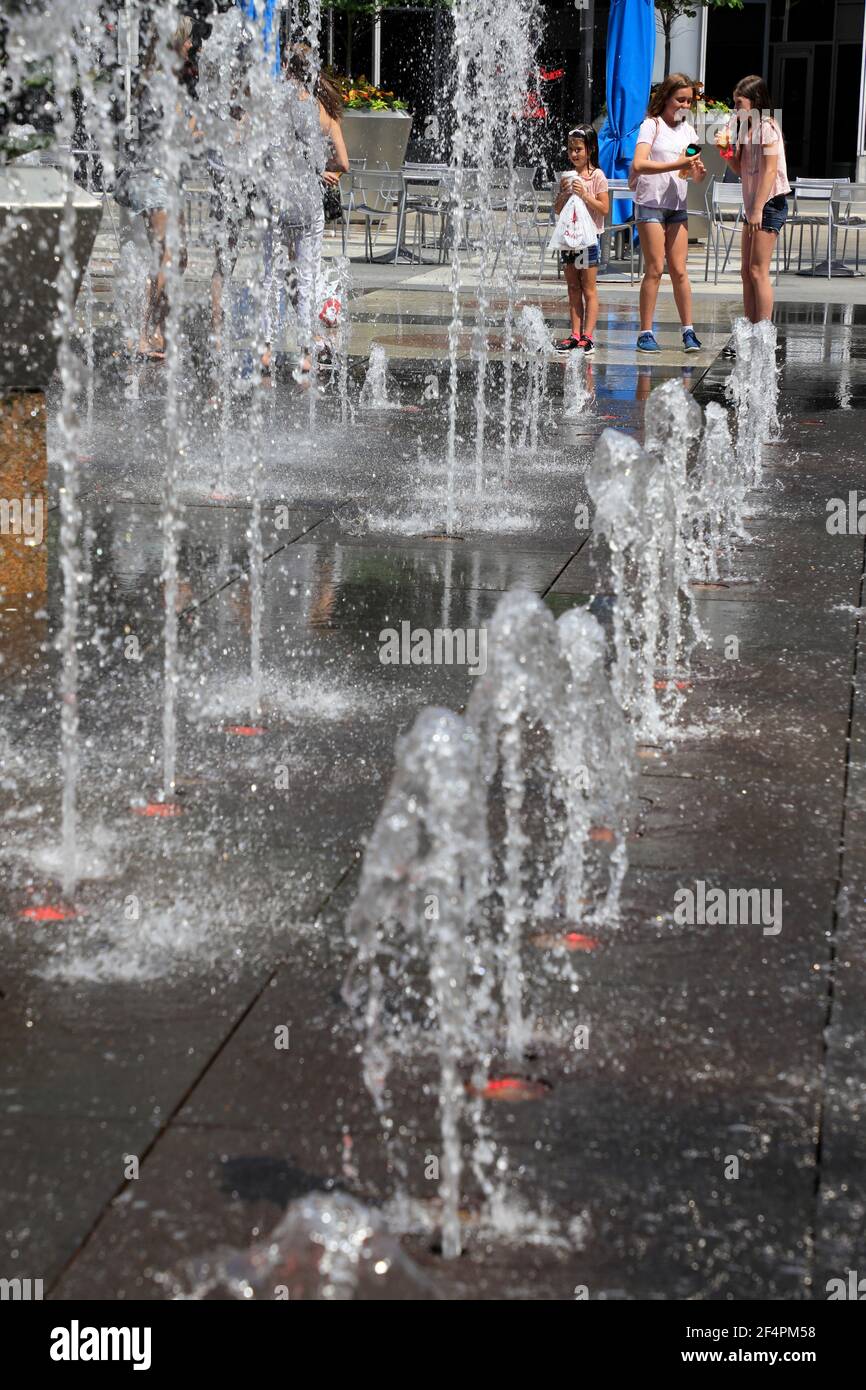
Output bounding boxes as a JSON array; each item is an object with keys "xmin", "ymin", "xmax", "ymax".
[{"xmin": 2, "ymin": 292, "xmax": 866, "ymax": 1300}]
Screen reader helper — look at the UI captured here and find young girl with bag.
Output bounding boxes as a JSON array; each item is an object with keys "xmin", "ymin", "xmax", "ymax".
[{"xmin": 550, "ymin": 125, "xmax": 610, "ymax": 356}]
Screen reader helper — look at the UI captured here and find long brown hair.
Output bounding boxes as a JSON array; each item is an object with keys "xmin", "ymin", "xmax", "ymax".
[
  {"xmin": 647, "ymin": 73, "xmax": 694, "ymax": 119},
  {"xmin": 732, "ymin": 74, "xmax": 779, "ymax": 146},
  {"xmin": 138, "ymin": 16, "xmax": 192, "ymax": 86},
  {"xmin": 316, "ymin": 73, "xmax": 343, "ymax": 123},
  {"xmin": 286, "ymin": 44, "xmax": 343, "ymax": 123},
  {"xmin": 733, "ymin": 74, "xmax": 772, "ymax": 111}
]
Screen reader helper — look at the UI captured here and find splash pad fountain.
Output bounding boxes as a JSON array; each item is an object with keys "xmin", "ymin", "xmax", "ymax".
[{"xmin": 0, "ymin": 0, "xmax": 801, "ymax": 1307}]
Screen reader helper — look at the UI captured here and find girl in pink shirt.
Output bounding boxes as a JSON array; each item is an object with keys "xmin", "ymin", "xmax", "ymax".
[
  {"xmin": 552, "ymin": 125, "xmax": 610, "ymax": 356},
  {"xmin": 715, "ymin": 74, "xmax": 790, "ymax": 323}
]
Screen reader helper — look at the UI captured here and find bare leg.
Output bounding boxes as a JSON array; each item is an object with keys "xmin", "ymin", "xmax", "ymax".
[
  {"xmin": 740, "ymin": 225, "xmax": 757, "ymax": 322},
  {"xmin": 141, "ymin": 208, "xmax": 168, "ymax": 354},
  {"xmin": 745, "ymin": 225, "xmax": 776, "ymax": 322},
  {"xmin": 664, "ymin": 220, "xmax": 693, "ymax": 327},
  {"xmin": 580, "ymin": 266, "xmax": 598, "ymax": 339},
  {"xmin": 211, "ymin": 266, "xmax": 224, "ymax": 351},
  {"xmin": 637, "ymin": 220, "xmax": 666, "ymax": 332},
  {"xmin": 142, "ymin": 208, "xmax": 187, "ymax": 356},
  {"xmin": 564, "ymin": 262, "xmax": 582, "ymax": 337}
]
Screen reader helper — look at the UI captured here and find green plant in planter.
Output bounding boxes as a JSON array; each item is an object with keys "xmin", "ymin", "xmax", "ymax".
[
  {"xmin": 327, "ymin": 69, "xmax": 408, "ymax": 111},
  {"xmin": 1, "ymin": 127, "xmax": 54, "ymax": 161}
]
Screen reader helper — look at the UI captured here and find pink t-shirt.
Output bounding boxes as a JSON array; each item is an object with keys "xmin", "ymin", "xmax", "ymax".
[
  {"xmin": 558, "ymin": 166, "xmax": 609, "ymax": 231},
  {"xmin": 738, "ymin": 117, "xmax": 791, "ymax": 212}
]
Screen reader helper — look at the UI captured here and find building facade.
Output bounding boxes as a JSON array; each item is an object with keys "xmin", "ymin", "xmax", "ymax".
[
  {"xmin": 199, "ymin": 1, "xmax": 866, "ymax": 178},
  {"xmin": 654, "ymin": 0, "xmax": 866, "ymax": 180}
]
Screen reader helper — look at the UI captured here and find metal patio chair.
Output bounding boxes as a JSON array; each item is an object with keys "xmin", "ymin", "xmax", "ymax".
[
  {"xmin": 704, "ymin": 181, "xmax": 743, "ymax": 283},
  {"xmin": 785, "ymin": 179, "xmax": 836, "ymax": 276},
  {"xmin": 835, "ymin": 182, "xmax": 866, "ymax": 272},
  {"xmin": 601, "ymin": 179, "xmax": 639, "ymax": 282},
  {"xmin": 513, "ymin": 165, "xmax": 543, "ymax": 250},
  {"xmin": 347, "ymin": 169, "xmax": 406, "ymax": 261},
  {"xmin": 402, "ymin": 166, "xmax": 450, "ymax": 262}
]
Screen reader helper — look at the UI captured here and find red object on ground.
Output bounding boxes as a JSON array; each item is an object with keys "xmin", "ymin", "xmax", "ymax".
[
  {"xmin": 224, "ymin": 725, "xmax": 266, "ymax": 736},
  {"xmin": 20, "ymin": 905, "xmax": 75, "ymax": 922},
  {"xmin": 590, "ymin": 825, "xmax": 615, "ymax": 843},
  {"xmin": 474, "ymin": 1076, "xmax": 552, "ymax": 1101},
  {"xmin": 563, "ymin": 932, "xmax": 599, "ymax": 951},
  {"xmin": 319, "ymin": 296, "xmax": 341, "ymax": 326},
  {"xmin": 132, "ymin": 801, "xmax": 183, "ymax": 817}
]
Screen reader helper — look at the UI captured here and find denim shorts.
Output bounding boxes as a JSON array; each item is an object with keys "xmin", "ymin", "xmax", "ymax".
[
  {"xmin": 761, "ymin": 194, "xmax": 788, "ymax": 234},
  {"xmin": 560, "ymin": 238, "xmax": 600, "ymax": 268},
  {"xmin": 635, "ymin": 205, "xmax": 689, "ymax": 226}
]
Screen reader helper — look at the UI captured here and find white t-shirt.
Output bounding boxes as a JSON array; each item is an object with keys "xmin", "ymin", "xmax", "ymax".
[{"xmin": 633, "ymin": 116, "xmax": 698, "ymax": 210}]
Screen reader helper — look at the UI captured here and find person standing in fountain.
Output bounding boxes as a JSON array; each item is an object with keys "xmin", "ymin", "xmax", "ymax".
[
  {"xmin": 261, "ymin": 45, "xmax": 348, "ymax": 380},
  {"xmin": 715, "ymin": 76, "xmax": 789, "ymax": 325},
  {"xmin": 630, "ymin": 75, "xmax": 706, "ymax": 354},
  {"xmin": 553, "ymin": 125, "xmax": 609, "ymax": 356},
  {"xmin": 120, "ymin": 17, "xmax": 195, "ymax": 361}
]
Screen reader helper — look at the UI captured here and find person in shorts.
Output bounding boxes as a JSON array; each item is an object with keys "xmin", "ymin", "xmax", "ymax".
[
  {"xmin": 552, "ymin": 125, "xmax": 609, "ymax": 356},
  {"xmin": 715, "ymin": 75, "xmax": 790, "ymax": 325},
  {"xmin": 630, "ymin": 73, "xmax": 707, "ymax": 354}
]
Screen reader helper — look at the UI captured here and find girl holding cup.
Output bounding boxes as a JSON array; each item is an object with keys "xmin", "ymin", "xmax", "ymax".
[{"xmin": 715, "ymin": 75, "xmax": 790, "ymax": 324}]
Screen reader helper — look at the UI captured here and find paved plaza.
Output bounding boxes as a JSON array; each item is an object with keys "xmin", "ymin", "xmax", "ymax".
[{"xmin": 2, "ymin": 203, "xmax": 865, "ymax": 1300}]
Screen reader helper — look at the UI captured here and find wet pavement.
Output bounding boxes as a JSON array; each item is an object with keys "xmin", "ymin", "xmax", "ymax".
[{"xmin": 2, "ymin": 295, "xmax": 866, "ymax": 1300}]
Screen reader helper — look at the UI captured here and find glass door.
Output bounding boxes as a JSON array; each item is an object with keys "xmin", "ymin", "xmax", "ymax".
[{"xmin": 772, "ymin": 44, "xmax": 815, "ymax": 176}]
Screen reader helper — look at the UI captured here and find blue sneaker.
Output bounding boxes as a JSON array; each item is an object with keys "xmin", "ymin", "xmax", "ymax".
[
  {"xmin": 682, "ymin": 329, "xmax": 702, "ymax": 352},
  {"xmin": 636, "ymin": 331, "xmax": 660, "ymax": 352}
]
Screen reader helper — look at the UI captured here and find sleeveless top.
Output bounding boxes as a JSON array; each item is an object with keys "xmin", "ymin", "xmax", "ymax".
[{"xmin": 264, "ymin": 82, "xmax": 324, "ymax": 228}]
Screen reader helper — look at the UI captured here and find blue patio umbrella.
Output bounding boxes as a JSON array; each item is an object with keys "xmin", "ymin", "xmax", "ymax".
[
  {"xmin": 237, "ymin": 0, "xmax": 281, "ymax": 73},
  {"xmin": 597, "ymin": 0, "xmax": 655, "ymax": 219}
]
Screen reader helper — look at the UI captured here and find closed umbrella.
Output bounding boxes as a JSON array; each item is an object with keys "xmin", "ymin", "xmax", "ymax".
[
  {"xmin": 237, "ymin": 0, "xmax": 281, "ymax": 72},
  {"xmin": 597, "ymin": 0, "xmax": 655, "ymax": 221}
]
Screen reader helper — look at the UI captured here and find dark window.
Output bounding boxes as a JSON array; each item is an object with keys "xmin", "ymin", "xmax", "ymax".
[
  {"xmin": 832, "ymin": 43, "xmax": 862, "ymax": 171},
  {"xmin": 811, "ymin": 43, "xmax": 833, "ymax": 172},
  {"xmin": 777, "ymin": 51, "xmax": 810, "ymax": 172},
  {"xmin": 380, "ymin": 9, "xmax": 441, "ymax": 156},
  {"xmin": 704, "ymin": 1, "xmax": 767, "ymax": 107},
  {"xmin": 787, "ymin": 0, "xmax": 835, "ymax": 41},
  {"xmin": 835, "ymin": 0, "xmax": 865, "ymax": 43}
]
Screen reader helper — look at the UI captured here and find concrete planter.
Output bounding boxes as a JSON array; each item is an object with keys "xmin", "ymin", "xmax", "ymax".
[
  {"xmin": 0, "ymin": 164, "xmax": 101, "ymax": 391},
  {"xmin": 341, "ymin": 109, "xmax": 413, "ymax": 172}
]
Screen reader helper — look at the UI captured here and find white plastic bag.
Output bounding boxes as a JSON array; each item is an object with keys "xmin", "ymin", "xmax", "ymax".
[{"xmin": 547, "ymin": 193, "xmax": 597, "ymax": 255}]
